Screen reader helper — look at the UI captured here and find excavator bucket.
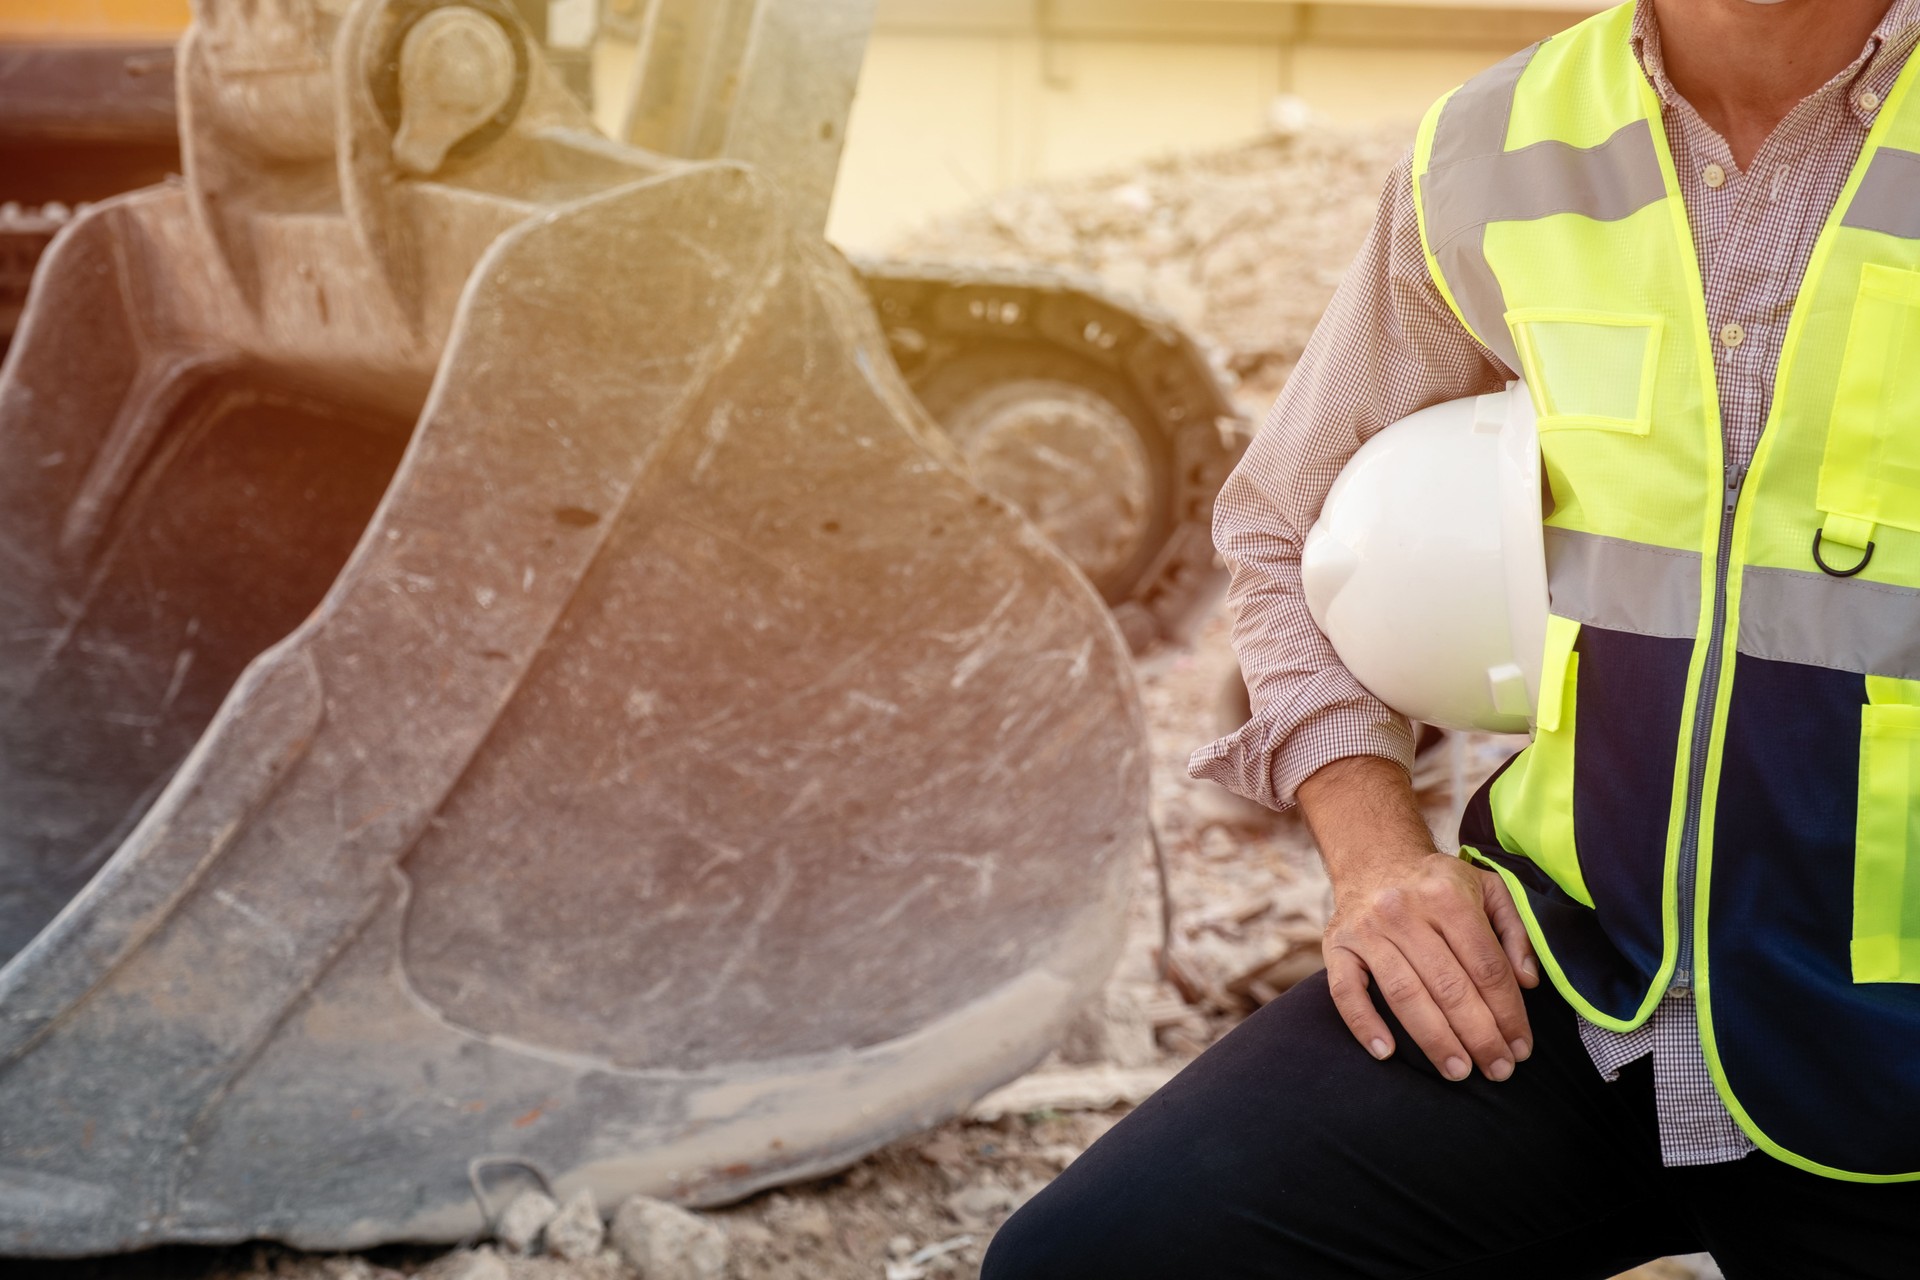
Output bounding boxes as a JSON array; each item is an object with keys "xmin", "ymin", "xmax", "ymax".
[{"xmin": 0, "ymin": 0, "xmax": 1144, "ymax": 1256}]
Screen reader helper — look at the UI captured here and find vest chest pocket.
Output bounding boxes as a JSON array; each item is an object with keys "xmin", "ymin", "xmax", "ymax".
[
  {"xmin": 1853, "ymin": 676, "xmax": 1920, "ymax": 983},
  {"xmin": 1817, "ymin": 265, "xmax": 1920, "ymax": 565},
  {"xmin": 1506, "ymin": 310, "xmax": 1663, "ymax": 435}
]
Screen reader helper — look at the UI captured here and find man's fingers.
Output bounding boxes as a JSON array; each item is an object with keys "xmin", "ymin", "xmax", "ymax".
[
  {"xmin": 1393, "ymin": 926, "xmax": 1516, "ymax": 1082},
  {"xmin": 1432, "ymin": 901, "xmax": 1534, "ymax": 1066},
  {"xmin": 1367, "ymin": 942, "xmax": 1475, "ymax": 1082},
  {"xmin": 1480, "ymin": 870, "xmax": 1541, "ymax": 989},
  {"xmin": 1326, "ymin": 947, "xmax": 1395, "ymax": 1061}
]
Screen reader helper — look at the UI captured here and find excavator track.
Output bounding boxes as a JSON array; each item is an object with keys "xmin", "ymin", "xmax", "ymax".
[{"xmin": 859, "ymin": 259, "xmax": 1247, "ymax": 652}]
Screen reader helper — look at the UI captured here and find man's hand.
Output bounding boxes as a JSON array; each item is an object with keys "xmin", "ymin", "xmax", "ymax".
[{"xmin": 1297, "ymin": 754, "xmax": 1540, "ymax": 1082}]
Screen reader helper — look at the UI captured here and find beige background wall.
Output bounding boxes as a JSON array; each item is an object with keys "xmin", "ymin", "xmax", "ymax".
[
  {"xmin": 807, "ymin": 0, "xmax": 1606, "ymax": 252},
  {"xmin": 0, "ymin": 0, "xmax": 1607, "ymax": 255}
]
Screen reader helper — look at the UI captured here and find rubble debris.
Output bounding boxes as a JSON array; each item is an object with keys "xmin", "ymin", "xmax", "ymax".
[
  {"xmin": 897, "ymin": 126, "xmax": 1413, "ymax": 414},
  {"xmin": 765, "ymin": 1194, "xmax": 834, "ymax": 1243},
  {"xmin": 609, "ymin": 1195, "xmax": 731, "ymax": 1280},
  {"xmin": 967, "ymin": 1064, "xmax": 1181, "ymax": 1123},
  {"xmin": 884, "ymin": 1234, "xmax": 976, "ymax": 1280},
  {"xmin": 322, "ymin": 1258, "xmax": 406, "ymax": 1280},
  {"xmin": 1227, "ymin": 939, "xmax": 1328, "ymax": 1009},
  {"xmin": 543, "ymin": 1190, "xmax": 607, "ymax": 1263},
  {"xmin": 913, "ymin": 1130, "xmax": 974, "ymax": 1175},
  {"xmin": 944, "ymin": 1181, "xmax": 1019, "ymax": 1229},
  {"xmin": 417, "ymin": 1249, "xmax": 511, "ymax": 1280},
  {"xmin": 495, "ymin": 1189, "xmax": 560, "ymax": 1256},
  {"xmin": 1054, "ymin": 983, "xmax": 1159, "ymax": 1068}
]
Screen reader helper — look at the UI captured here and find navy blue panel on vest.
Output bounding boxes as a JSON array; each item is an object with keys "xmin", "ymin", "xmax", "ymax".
[
  {"xmin": 1708, "ymin": 654, "xmax": 1920, "ymax": 1174},
  {"xmin": 1457, "ymin": 748, "xmax": 1517, "ymax": 848},
  {"xmin": 1570, "ymin": 626, "xmax": 1690, "ymax": 990},
  {"xmin": 1458, "ymin": 738, "xmax": 1657, "ymax": 1023}
]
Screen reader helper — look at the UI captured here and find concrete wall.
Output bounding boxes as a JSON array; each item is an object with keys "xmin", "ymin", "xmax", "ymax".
[
  {"xmin": 1, "ymin": 0, "xmax": 1607, "ymax": 254},
  {"xmin": 0, "ymin": 0, "xmax": 192, "ymax": 39}
]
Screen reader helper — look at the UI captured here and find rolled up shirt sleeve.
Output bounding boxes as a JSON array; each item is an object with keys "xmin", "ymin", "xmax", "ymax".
[{"xmin": 1187, "ymin": 151, "xmax": 1514, "ymax": 812}]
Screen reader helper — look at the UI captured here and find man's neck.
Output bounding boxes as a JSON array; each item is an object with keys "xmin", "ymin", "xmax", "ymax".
[{"xmin": 1652, "ymin": 0, "xmax": 1896, "ymax": 167}]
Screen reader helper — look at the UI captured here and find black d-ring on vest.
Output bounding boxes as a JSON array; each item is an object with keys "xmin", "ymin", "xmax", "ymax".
[{"xmin": 1813, "ymin": 528, "xmax": 1876, "ymax": 577}]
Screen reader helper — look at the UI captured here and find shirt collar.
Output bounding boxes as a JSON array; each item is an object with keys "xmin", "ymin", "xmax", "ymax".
[{"xmin": 1629, "ymin": 0, "xmax": 1920, "ymax": 126}]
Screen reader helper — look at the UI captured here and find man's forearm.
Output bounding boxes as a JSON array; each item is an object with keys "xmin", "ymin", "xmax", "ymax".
[
  {"xmin": 1296, "ymin": 754, "xmax": 1434, "ymax": 879},
  {"xmin": 1301, "ymin": 752, "xmax": 1540, "ymax": 1082}
]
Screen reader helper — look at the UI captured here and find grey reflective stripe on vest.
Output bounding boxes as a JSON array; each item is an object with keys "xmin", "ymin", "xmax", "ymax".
[
  {"xmin": 1739, "ymin": 564, "xmax": 1920, "ymax": 680},
  {"xmin": 1424, "ymin": 124, "xmax": 1669, "ymax": 251},
  {"xmin": 1549, "ymin": 530, "xmax": 1920, "ymax": 676},
  {"xmin": 1427, "ymin": 42, "xmax": 1535, "ymax": 172},
  {"xmin": 1423, "ymin": 45, "xmax": 1668, "ymax": 371},
  {"xmin": 1424, "ymin": 43, "xmax": 1536, "ymax": 369},
  {"xmin": 1545, "ymin": 526, "xmax": 1700, "ymax": 639},
  {"xmin": 1841, "ymin": 147, "xmax": 1920, "ymax": 239}
]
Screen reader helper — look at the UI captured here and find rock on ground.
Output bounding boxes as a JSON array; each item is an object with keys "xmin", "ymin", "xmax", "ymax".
[
  {"xmin": 609, "ymin": 1195, "xmax": 731, "ymax": 1280},
  {"xmin": 543, "ymin": 1190, "xmax": 607, "ymax": 1263},
  {"xmin": 416, "ymin": 1249, "xmax": 510, "ymax": 1280},
  {"xmin": 495, "ymin": 1189, "xmax": 560, "ymax": 1256}
]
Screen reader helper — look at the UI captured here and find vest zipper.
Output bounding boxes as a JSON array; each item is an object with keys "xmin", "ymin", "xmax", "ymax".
[{"xmin": 1673, "ymin": 461, "xmax": 1747, "ymax": 990}]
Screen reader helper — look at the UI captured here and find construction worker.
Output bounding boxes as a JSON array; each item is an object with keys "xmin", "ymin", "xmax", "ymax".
[{"xmin": 983, "ymin": 1, "xmax": 1920, "ymax": 1276}]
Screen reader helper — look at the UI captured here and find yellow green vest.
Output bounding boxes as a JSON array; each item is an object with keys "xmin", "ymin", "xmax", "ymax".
[{"xmin": 1416, "ymin": 1, "xmax": 1920, "ymax": 1180}]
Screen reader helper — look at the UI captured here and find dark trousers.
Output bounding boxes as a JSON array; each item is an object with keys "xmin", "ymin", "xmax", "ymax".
[{"xmin": 982, "ymin": 971, "xmax": 1920, "ymax": 1279}]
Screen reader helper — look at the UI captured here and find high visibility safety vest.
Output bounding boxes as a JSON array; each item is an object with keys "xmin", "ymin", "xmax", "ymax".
[{"xmin": 1417, "ymin": 2, "xmax": 1920, "ymax": 1180}]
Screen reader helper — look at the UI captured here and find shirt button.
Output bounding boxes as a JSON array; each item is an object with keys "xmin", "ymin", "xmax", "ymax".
[
  {"xmin": 1720, "ymin": 322, "xmax": 1746, "ymax": 350},
  {"xmin": 1703, "ymin": 162, "xmax": 1728, "ymax": 189},
  {"xmin": 1860, "ymin": 89, "xmax": 1883, "ymax": 113}
]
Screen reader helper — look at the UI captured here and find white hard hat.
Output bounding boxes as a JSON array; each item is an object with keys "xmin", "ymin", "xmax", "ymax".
[{"xmin": 1302, "ymin": 383, "xmax": 1547, "ymax": 735}]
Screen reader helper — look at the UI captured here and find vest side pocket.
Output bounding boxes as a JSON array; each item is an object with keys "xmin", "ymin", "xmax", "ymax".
[
  {"xmin": 1489, "ymin": 615, "xmax": 1593, "ymax": 907},
  {"xmin": 1506, "ymin": 309, "xmax": 1662, "ymax": 435},
  {"xmin": 1853, "ymin": 676, "xmax": 1920, "ymax": 982},
  {"xmin": 1818, "ymin": 265, "xmax": 1920, "ymax": 557}
]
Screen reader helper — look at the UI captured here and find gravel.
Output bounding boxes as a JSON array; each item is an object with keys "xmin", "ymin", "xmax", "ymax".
[{"xmin": 609, "ymin": 1197, "xmax": 731, "ymax": 1280}]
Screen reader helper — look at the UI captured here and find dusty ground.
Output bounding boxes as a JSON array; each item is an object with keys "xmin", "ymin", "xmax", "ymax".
[{"xmin": 16, "ymin": 114, "xmax": 1721, "ymax": 1280}]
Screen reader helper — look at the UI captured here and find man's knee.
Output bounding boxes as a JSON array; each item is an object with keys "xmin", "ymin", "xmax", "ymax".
[
  {"xmin": 978, "ymin": 1200, "xmax": 1044, "ymax": 1280},
  {"xmin": 981, "ymin": 1128, "xmax": 1232, "ymax": 1280},
  {"xmin": 979, "ymin": 1186, "xmax": 1099, "ymax": 1280}
]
